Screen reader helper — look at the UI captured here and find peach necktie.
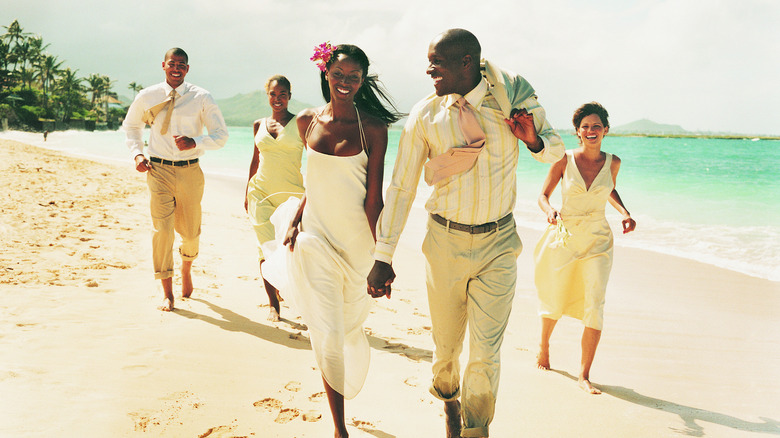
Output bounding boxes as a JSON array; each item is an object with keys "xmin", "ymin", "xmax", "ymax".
[{"xmin": 424, "ymin": 97, "xmax": 486, "ymax": 185}]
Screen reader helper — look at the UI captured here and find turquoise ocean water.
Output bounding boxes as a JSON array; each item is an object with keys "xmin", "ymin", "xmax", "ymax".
[{"xmin": 3, "ymin": 127, "xmax": 778, "ymax": 282}]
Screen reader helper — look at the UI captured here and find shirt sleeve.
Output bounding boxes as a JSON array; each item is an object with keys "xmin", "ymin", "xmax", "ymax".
[
  {"xmin": 193, "ymin": 93, "xmax": 229, "ymax": 151},
  {"xmin": 122, "ymin": 93, "xmax": 147, "ymax": 160},
  {"xmin": 374, "ymin": 114, "xmax": 428, "ymax": 263},
  {"xmin": 521, "ymin": 95, "xmax": 565, "ymax": 163}
]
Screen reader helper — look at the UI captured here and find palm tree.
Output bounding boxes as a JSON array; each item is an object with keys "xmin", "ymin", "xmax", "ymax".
[
  {"xmin": 17, "ymin": 65, "xmax": 35, "ymax": 90},
  {"xmin": 25, "ymin": 35, "xmax": 48, "ymax": 69},
  {"xmin": 0, "ymin": 39, "xmax": 11, "ymax": 93},
  {"xmin": 100, "ymin": 75, "xmax": 116, "ymax": 123},
  {"xmin": 56, "ymin": 68, "xmax": 82, "ymax": 122},
  {"xmin": 86, "ymin": 73, "xmax": 105, "ymax": 115},
  {"xmin": 36, "ymin": 53, "xmax": 63, "ymax": 109},
  {"xmin": 128, "ymin": 81, "xmax": 143, "ymax": 98},
  {"xmin": 2, "ymin": 20, "xmax": 30, "ymax": 75}
]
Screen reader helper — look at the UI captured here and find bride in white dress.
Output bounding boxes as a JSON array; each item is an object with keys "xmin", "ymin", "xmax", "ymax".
[{"xmin": 265, "ymin": 43, "xmax": 402, "ymax": 438}]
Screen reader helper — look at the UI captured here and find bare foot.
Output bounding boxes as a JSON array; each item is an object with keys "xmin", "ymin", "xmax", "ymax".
[
  {"xmin": 268, "ymin": 307, "xmax": 280, "ymax": 322},
  {"xmin": 536, "ymin": 349, "xmax": 551, "ymax": 370},
  {"xmin": 158, "ymin": 297, "xmax": 174, "ymax": 312},
  {"xmin": 579, "ymin": 378, "xmax": 601, "ymax": 395},
  {"xmin": 444, "ymin": 400, "xmax": 461, "ymax": 438},
  {"xmin": 181, "ymin": 262, "xmax": 193, "ymax": 298}
]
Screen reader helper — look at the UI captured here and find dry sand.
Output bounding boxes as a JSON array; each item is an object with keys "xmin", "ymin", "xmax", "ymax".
[{"xmin": 1, "ymin": 139, "xmax": 778, "ymax": 437}]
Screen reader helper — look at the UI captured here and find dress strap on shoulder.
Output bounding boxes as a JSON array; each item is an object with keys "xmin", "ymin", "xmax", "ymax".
[
  {"xmin": 355, "ymin": 103, "xmax": 369, "ymax": 157},
  {"xmin": 304, "ymin": 109, "xmax": 323, "ymax": 144}
]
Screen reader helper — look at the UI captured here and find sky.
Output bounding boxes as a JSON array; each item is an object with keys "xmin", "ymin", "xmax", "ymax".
[{"xmin": 3, "ymin": 0, "xmax": 779, "ymax": 134}]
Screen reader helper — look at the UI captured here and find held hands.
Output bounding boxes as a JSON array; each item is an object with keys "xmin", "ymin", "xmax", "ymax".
[
  {"xmin": 173, "ymin": 135, "xmax": 196, "ymax": 151},
  {"xmin": 504, "ymin": 108, "xmax": 540, "ymax": 148},
  {"xmin": 367, "ymin": 260, "xmax": 395, "ymax": 299},
  {"xmin": 622, "ymin": 216, "xmax": 637, "ymax": 234}
]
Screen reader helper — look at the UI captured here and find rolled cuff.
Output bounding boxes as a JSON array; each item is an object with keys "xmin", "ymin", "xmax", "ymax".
[
  {"xmin": 462, "ymin": 426, "xmax": 490, "ymax": 437},
  {"xmin": 373, "ymin": 241, "xmax": 395, "ymax": 264},
  {"xmin": 155, "ymin": 269, "xmax": 174, "ymax": 280},
  {"xmin": 429, "ymin": 383, "xmax": 460, "ymax": 402}
]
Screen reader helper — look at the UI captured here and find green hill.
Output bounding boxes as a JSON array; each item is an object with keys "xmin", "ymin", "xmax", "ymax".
[
  {"xmin": 612, "ymin": 118, "xmax": 688, "ymax": 135},
  {"xmin": 216, "ymin": 90, "xmax": 313, "ymax": 127}
]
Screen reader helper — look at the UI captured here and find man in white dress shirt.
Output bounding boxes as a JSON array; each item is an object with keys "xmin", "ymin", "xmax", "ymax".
[{"xmin": 123, "ymin": 47, "xmax": 228, "ymax": 311}]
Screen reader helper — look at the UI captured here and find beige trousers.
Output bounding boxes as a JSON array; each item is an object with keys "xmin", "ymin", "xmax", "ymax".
[
  {"xmin": 146, "ymin": 162, "xmax": 204, "ymax": 280},
  {"xmin": 422, "ymin": 215, "xmax": 522, "ymax": 438}
]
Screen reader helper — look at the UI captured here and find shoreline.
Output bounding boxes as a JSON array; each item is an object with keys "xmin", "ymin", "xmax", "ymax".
[
  {"xmin": 1, "ymin": 139, "xmax": 779, "ymax": 437},
  {"xmin": 2, "ymin": 128, "xmax": 777, "ymax": 283}
]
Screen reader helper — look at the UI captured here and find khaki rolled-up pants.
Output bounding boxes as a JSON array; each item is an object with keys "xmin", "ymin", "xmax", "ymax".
[
  {"xmin": 146, "ymin": 162, "xmax": 204, "ymax": 280},
  {"xmin": 422, "ymin": 215, "xmax": 522, "ymax": 438}
]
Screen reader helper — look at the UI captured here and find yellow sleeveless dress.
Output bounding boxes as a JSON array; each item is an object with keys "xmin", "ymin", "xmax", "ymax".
[
  {"xmin": 533, "ymin": 150, "xmax": 614, "ymax": 330},
  {"xmin": 246, "ymin": 117, "xmax": 304, "ymax": 260}
]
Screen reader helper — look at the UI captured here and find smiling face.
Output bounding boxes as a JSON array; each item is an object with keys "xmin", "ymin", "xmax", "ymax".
[
  {"xmin": 326, "ymin": 54, "xmax": 364, "ymax": 103},
  {"xmin": 266, "ymin": 80, "xmax": 291, "ymax": 113},
  {"xmin": 577, "ymin": 114, "xmax": 609, "ymax": 146},
  {"xmin": 426, "ymin": 35, "xmax": 480, "ymax": 97},
  {"xmin": 162, "ymin": 53, "xmax": 189, "ymax": 89}
]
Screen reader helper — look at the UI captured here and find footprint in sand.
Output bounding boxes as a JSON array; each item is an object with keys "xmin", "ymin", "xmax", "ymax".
[
  {"xmin": 253, "ymin": 398, "xmax": 283, "ymax": 412},
  {"xmin": 351, "ymin": 418, "xmax": 376, "ymax": 429},
  {"xmin": 404, "ymin": 376, "xmax": 420, "ymax": 387},
  {"xmin": 302, "ymin": 411, "xmax": 322, "ymax": 422},
  {"xmin": 308, "ymin": 391, "xmax": 326, "ymax": 402},
  {"xmin": 274, "ymin": 408, "xmax": 300, "ymax": 423},
  {"xmin": 284, "ymin": 381, "xmax": 302, "ymax": 392},
  {"xmin": 198, "ymin": 425, "xmax": 235, "ymax": 437}
]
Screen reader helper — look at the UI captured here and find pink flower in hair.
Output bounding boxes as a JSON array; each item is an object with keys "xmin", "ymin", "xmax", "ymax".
[{"xmin": 311, "ymin": 42, "xmax": 338, "ymax": 72}]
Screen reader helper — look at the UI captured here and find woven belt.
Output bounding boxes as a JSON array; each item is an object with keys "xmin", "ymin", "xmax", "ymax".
[
  {"xmin": 150, "ymin": 156, "xmax": 199, "ymax": 167},
  {"xmin": 430, "ymin": 213, "xmax": 513, "ymax": 234}
]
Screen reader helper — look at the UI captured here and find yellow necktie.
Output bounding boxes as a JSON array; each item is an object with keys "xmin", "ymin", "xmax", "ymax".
[{"xmin": 159, "ymin": 90, "xmax": 176, "ymax": 135}]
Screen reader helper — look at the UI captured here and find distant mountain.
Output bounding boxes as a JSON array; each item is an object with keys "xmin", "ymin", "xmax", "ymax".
[
  {"xmin": 612, "ymin": 118, "xmax": 688, "ymax": 135},
  {"xmin": 216, "ymin": 91, "xmax": 313, "ymax": 127}
]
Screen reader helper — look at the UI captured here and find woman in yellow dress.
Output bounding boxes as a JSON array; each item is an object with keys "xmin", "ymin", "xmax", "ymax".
[
  {"xmin": 244, "ymin": 75, "xmax": 304, "ymax": 321},
  {"xmin": 533, "ymin": 102, "xmax": 636, "ymax": 394}
]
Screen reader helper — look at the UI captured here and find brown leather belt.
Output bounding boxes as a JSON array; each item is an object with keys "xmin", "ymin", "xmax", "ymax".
[
  {"xmin": 150, "ymin": 156, "xmax": 199, "ymax": 167},
  {"xmin": 430, "ymin": 213, "xmax": 513, "ymax": 234}
]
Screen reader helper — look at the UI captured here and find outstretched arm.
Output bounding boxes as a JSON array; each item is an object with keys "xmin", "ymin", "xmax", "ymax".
[
  {"xmin": 363, "ymin": 119, "xmax": 388, "ymax": 242},
  {"xmin": 368, "ymin": 114, "xmax": 427, "ymax": 299},
  {"xmin": 364, "ymin": 119, "xmax": 394, "ymax": 298}
]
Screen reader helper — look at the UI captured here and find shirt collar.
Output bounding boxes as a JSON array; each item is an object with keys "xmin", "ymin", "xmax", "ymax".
[
  {"xmin": 163, "ymin": 81, "xmax": 187, "ymax": 96},
  {"xmin": 445, "ymin": 78, "xmax": 489, "ymax": 109}
]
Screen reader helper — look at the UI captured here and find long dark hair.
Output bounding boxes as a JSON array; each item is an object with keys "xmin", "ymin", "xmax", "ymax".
[{"xmin": 319, "ymin": 44, "xmax": 404, "ymax": 125}]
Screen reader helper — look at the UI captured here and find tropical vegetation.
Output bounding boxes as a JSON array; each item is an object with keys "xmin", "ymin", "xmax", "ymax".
[{"xmin": 0, "ymin": 19, "xmax": 136, "ymax": 131}]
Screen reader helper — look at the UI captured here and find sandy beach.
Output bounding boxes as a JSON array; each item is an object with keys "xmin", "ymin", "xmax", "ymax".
[{"xmin": 1, "ymin": 138, "xmax": 778, "ymax": 438}]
